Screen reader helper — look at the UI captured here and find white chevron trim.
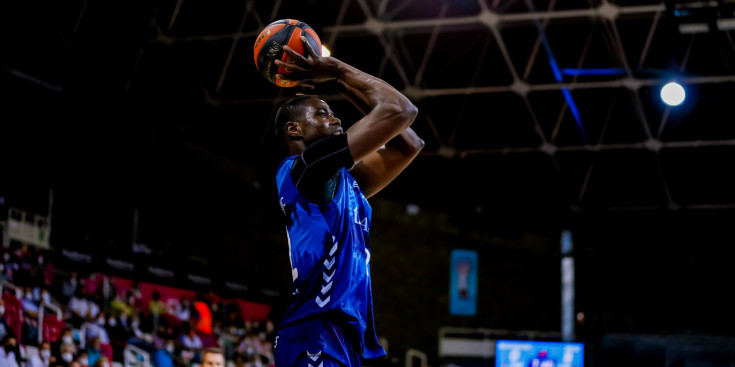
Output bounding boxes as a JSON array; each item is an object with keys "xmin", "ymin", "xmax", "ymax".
[
  {"xmin": 307, "ymin": 350, "xmax": 321, "ymax": 361},
  {"xmin": 324, "ymin": 257, "xmax": 335, "ymax": 269},
  {"xmin": 315, "ymin": 295, "xmax": 331, "ymax": 308},
  {"xmin": 323, "ymin": 270, "xmax": 335, "ymax": 282},
  {"xmin": 321, "ymin": 281, "xmax": 333, "ymax": 294}
]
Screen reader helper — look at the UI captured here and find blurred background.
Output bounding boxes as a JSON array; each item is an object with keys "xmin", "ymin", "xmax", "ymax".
[{"xmin": 2, "ymin": 0, "xmax": 735, "ymax": 366}]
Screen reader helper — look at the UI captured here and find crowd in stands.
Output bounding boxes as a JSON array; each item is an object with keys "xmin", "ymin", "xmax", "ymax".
[{"xmin": 0, "ymin": 242, "xmax": 276, "ymax": 367}]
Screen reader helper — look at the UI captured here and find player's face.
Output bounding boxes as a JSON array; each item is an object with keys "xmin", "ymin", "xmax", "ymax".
[
  {"xmin": 299, "ymin": 97, "xmax": 343, "ymax": 144},
  {"xmin": 201, "ymin": 353, "xmax": 224, "ymax": 367}
]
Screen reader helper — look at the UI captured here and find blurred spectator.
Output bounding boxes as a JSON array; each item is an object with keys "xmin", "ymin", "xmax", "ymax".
[
  {"xmin": 59, "ymin": 343, "xmax": 76, "ymax": 365},
  {"xmin": 192, "ymin": 295, "xmax": 212, "ymax": 335},
  {"xmin": 108, "ymin": 292, "xmax": 136, "ymax": 320},
  {"xmin": 178, "ymin": 324, "xmax": 203, "ymax": 364},
  {"xmin": 59, "ymin": 273, "xmax": 78, "ymax": 306},
  {"xmin": 148, "ymin": 292, "xmax": 166, "ymax": 333},
  {"xmin": 0, "ymin": 334, "xmax": 20, "ymax": 367},
  {"xmin": 80, "ymin": 312, "xmax": 109, "ymax": 346},
  {"xmin": 104, "ymin": 315, "xmax": 127, "ymax": 362},
  {"xmin": 20, "ymin": 287, "xmax": 40, "ymax": 345},
  {"xmin": 13, "ymin": 244, "xmax": 33, "ymax": 288},
  {"xmin": 74, "ymin": 350, "xmax": 89, "ymax": 367},
  {"xmin": 174, "ymin": 299, "xmax": 190, "ymax": 323},
  {"xmin": 39, "ymin": 288, "xmax": 53, "ymax": 307},
  {"xmin": 52, "ymin": 329, "xmax": 77, "ymax": 358},
  {"xmin": 26, "ymin": 341, "xmax": 55, "ymax": 367},
  {"xmin": 124, "ymin": 313, "xmax": 151, "ymax": 354},
  {"xmin": 151, "ymin": 336, "xmax": 175, "ymax": 367},
  {"xmin": 0, "ymin": 300, "xmax": 8, "ymax": 340},
  {"xmin": 231, "ymin": 353, "xmax": 246, "ymax": 367},
  {"xmin": 83, "ymin": 337, "xmax": 101, "ymax": 367},
  {"xmin": 1, "ymin": 252, "xmax": 10, "ymax": 283},
  {"xmin": 91, "ymin": 355, "xmax": 109, "ymax": 367},
  {"xmin": 66, "ymin": 289, "xmax": 89, "ymax": 328},
  {"xmin": 38, "ymin": 253, "xmax": 55, "ymax": 290}
]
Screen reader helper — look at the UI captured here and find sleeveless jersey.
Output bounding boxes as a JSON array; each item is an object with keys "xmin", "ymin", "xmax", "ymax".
[{"xmin": 275, "ymin": 155, "xmax": 385, "ymax": 362}]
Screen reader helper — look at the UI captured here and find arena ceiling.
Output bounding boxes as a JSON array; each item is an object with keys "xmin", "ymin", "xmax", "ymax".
[{"xmin": 3, "ymin": 0, "xmax": 735, "ymax": 254}]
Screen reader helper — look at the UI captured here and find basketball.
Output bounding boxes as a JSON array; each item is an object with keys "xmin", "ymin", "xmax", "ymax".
[{"xmin": 253, "ymin": 19, "xmax": 322, "ymax": 88}]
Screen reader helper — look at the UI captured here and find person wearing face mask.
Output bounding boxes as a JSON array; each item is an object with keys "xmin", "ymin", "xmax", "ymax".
[
  {"xmin": 39, "ymin": 288, "xmax": 52, "ymax": 306},
  {"xmin": 74, "ymin": 351, "xmax": 89, "ymax": 367},
  {"xmin": 91, "ymin": 356, "xmax": 109, "ymax": 367},
  {"xmin": 58, "ymin": 343, "xmax": 76, "ymax": 366},
  {"xmin": 80, "ymin": 313, "xmax": 110, "ymax": 347},
  {"xmin": 0, "ymin": 335, "xmax": 20, "ymax": 367},
  {"xmin": 152, "ymin": 337, "xmax": 176, "ymax": 367},
  {"xmin": 19, "ymin": 287, "xmax": 40, "ymax": 345},
  {"xmin": 25, "ymin": 341, "xmax": 55, "ymax": 367},
  {"xmin": 52, "ymin": 329, "xmax": 77, "ymax": 359}
]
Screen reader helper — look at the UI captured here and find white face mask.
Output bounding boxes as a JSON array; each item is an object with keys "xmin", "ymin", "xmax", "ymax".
[
  {"xmin": 108, "ymin": 318, "xmax": 117, "ymax": 327},
  {"xmin": 165, "ymin": 345, "xmax": 175, "ymax": 353},
  {"xmin": 40, "ymin": 350, "xmax": 51, "ymax": 359},
  {"xmin": 0, "ymin": 306, "xmax": 4, "ymax": 315},
  {"xmin": 62, "ymin": 353, "xmax": 73, "ymax": 363},
  {"xmin": 97, "ymin": 318, "xmax": 106, "ymax": 326},
  {"xmin": 62, "ymin": 336, "xmax": 73, "ymax": 345},
  {"xmin": 80, "ymin": 358, "xmax": 89, "ymax": 366},
  {"xmin": 24, "ymin": 293, "xmax": 33, "ymax": 300}
]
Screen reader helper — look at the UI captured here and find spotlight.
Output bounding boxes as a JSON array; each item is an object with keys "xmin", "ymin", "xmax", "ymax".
[
  {"xmin": 321, "ymin": 45, "xmax": 331, "ymax": 57},
  {"xmin": 661, "ymin": 82, "xmax": 686, "ymax": 106}
]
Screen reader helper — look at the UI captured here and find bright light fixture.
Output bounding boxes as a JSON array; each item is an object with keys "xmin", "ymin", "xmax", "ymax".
[{"xmin": 661, "ymin": 82, "xmax": 686, "ymax": 106}]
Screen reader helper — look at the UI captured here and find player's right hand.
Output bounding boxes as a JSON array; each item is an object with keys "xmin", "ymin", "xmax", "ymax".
[{"xmin": 276, "ymin": 36, "xmax": 339, "ymax": 88}]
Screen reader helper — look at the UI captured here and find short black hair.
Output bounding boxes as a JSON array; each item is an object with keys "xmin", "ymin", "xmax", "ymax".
[{"xmin": 274, "ymin": 95, "xmax": 317, "ymax": 136}]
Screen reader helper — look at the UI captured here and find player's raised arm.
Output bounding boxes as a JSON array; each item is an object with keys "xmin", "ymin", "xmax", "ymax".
[
  {"xmin": 334, "ymin": 80, "xmax": 424, "ymax": 198},
  {"xmin": 277, "ymin": 37, "xmax": 419, "ymax": 163}
]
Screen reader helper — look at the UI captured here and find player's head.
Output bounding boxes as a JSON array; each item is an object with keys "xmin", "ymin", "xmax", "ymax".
[
  {"xmin": 275, "ymin": 95, "xmax": 343, "ymax": 151},
  {"xmin": 201, "ymin": 348, "xmax": 224, "ymax": 367}
]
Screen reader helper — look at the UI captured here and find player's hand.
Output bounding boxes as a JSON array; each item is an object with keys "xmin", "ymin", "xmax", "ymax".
[{"xmin": 275, "ymin": 36, "xmax": 338, "ymax": 88}]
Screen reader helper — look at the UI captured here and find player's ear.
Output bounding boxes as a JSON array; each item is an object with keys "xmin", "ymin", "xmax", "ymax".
[{"xmin": 285, "ymin": 121, "xmax": 303, "ymax": 140}]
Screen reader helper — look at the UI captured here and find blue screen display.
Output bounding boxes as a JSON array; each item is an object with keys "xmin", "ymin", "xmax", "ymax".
[{"xmin": 495, "ymin": 340, "xmax": 584, "ymax": 367}]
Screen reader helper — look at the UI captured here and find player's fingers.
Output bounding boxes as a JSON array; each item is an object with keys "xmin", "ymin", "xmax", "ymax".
[
  {"xmin": 300, "ymin": 36, "xmax": 318, "ymax": 58},
  {"xmin": 282, "ymin": 45, "xmax": 308, "ymax": 63},
  {"xmin": 275, "ymin": 60, "xmax": 306, "ymax": 74}
]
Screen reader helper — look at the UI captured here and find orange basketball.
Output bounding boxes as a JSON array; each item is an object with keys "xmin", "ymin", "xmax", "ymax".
[{"xmin": 253, "ymin": 19, "xmax": 322, "ymax": 88}]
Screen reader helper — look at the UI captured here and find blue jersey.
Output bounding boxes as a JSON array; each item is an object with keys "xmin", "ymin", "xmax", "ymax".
[{"xmin": 275, "ymin": 155, "xmax": 385, "ymax": 363}]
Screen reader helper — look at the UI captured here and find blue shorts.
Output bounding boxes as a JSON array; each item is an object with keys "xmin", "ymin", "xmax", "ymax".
[{"xmin": 273, "ymin": 319, "xmax": 362, "ymax": 367}]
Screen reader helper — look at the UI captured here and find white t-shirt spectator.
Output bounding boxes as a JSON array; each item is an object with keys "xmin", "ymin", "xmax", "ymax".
[
  {"xmin": 0, "ymin": 348, "xmax": 19, "ymax": 367},
  {"xmin": 178, "ymin": 333, "xmax": 203, "ymax": 350},
  {"xmin": 67, "ymin": 296, "xmax": 89, "ymax": 319}
]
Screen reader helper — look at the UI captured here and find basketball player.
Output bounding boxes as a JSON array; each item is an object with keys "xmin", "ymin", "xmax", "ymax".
[{"xmin": 271, "ymin": 36, "xmax": 424, "ymax": 367}]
